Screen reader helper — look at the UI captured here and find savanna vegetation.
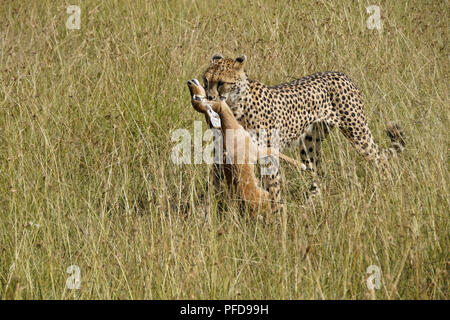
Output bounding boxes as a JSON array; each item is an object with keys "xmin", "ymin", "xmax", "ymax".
[{"xmin": 0, "ymin": 0, "xmax": 448, "ymax": 299}]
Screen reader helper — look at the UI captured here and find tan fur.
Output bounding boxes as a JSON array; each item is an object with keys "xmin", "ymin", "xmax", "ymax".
[
  {"xmin": 202, "ymin": 54, "xmax": 406, "ymax": 206},
  {"xmin": 187, "ymin": 79, "xmax": 303, "ymax": 214}
]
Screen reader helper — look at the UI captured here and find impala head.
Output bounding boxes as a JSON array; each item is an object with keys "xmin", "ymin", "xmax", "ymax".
[{"xmin": 187, "ymin": 78, "xmax": 208, "ymax": 113}]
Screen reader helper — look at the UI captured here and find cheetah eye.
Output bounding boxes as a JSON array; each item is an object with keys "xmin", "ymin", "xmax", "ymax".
[
  {"xmin": 217, "ymin": 81, "xmax": 224, "ymax": 88},
  {"xmin": 203, "ymin": 78, "xmax": 208, "ymax": 88}
]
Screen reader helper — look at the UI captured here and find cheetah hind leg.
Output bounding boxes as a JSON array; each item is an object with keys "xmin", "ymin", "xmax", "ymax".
[
  {"xmin": 299, "ymin": 122, "xmax": 331, "ymax": 198},
  {"xmin": 338, "ymin": 120, "xmax": 405, "ymax": 181}
]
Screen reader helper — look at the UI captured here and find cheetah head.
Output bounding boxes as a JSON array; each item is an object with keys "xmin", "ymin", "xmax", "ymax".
[{"xmin": 203, "ymin": 54, "xmax": 247, "ymax": 104}]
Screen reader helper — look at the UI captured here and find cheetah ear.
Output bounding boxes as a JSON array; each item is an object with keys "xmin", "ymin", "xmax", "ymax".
[
  {"xmin": 211, "ymin": 53, "xmax": 224, "ymax": 63},
  {"xmin": 233, "ymin": 55, "xmax": 247, "ymax": 70}
]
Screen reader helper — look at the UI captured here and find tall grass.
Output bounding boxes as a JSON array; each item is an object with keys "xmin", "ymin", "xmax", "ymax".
[{"xmin": 0, "ymin": 0, "xmax": 448, "ymax": 299}]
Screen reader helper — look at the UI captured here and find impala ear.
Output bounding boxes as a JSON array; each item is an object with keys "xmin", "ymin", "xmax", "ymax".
[
  {"xmin": 233, "ymin": 55, "xmax": 247, "ymax": 70},
  {"xmin": 211, "ymin": 53, "xmax": 224, "ymax": 63}
]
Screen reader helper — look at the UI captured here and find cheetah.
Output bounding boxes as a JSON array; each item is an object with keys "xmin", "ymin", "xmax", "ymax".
[
  {"xmin": 202, "ymin": 54, "xmax": 406, "ymax": 211},
  {"xmin": 187, "ymin": 78, "xmax": 305, "ymax": 214}
]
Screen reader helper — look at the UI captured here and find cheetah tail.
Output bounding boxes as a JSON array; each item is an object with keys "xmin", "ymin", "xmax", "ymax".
[{"xmin": 386, "ymin": 121, "xmax": 406, "ymax": 154}]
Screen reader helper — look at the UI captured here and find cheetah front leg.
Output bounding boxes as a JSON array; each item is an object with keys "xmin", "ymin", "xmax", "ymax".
[
  {"xmin": 210, "ymin": 135, "xmax": 232, "ymax": 212},
  {"xmin": 211, "ymin": 127, "xmax": 225, "ymax": 194},
  {"xmin": 212, "ymin": 162, "xmax": 225, "ymax": 194},
  {"xmin": 259, "ymin": 132, "xmax": 285, "ymax": 213},
  {"xmin": 261, "ymin": 169, "xmax": 283, "ymax": 214}
]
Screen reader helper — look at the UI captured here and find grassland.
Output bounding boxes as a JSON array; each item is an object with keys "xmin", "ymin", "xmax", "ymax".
[{"xmin": 0, "ymin": 0, "xmax": 448, "ymax": 299}]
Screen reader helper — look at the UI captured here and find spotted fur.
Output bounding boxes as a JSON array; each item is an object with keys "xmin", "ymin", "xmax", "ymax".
[
  {"xmin": 187, "ymin": 78, "xmax": 305, "ymax": 214},
  {"xmin": 203, "ymin": 54, "xmax": 405, "ymax": 211}
]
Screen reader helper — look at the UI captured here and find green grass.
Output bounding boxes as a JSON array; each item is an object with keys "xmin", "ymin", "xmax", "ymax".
[{"xmin": 0, "ymin": 0, "xmax": 448, "ymax": 299}]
